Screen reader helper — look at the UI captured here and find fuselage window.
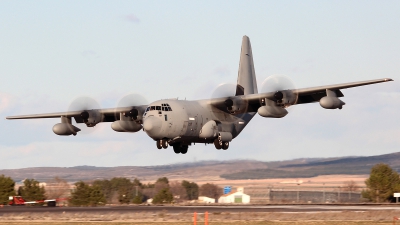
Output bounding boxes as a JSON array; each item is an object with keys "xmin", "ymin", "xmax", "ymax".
[{"xmin": 167, "ymin": 107, "xmax": 172, "ymax": 111}]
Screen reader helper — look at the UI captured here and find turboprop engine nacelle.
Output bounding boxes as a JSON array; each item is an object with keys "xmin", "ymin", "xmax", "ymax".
[
  {"xmin": 224, "ymin": 98, "xmax": 246, "ymax": 114},
  {"xmin": 111, "ymin": 121, "xmax": 142, "ymax": 132},
  {"xmin": 319, "ymin": 97, "xmax": 345, "ymax": 109},
  {"xmin": 80, "ymin": 110, "xmax": 103, "ymax": 127},
  {"xmin": 274, "ymin": 90, "xmax": 297, "ymax": 107}
]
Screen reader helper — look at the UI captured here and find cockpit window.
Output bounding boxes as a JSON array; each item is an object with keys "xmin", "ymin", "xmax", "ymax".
[
  {"xmin": 161, "ymin": 103, "xmax": 172, "ymax": 111},
  {"xmin": 145, "ymin": 104, "xmax": 172, "ymax": 114}
]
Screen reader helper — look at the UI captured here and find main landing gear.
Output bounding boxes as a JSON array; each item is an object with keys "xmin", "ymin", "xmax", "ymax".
[
  {"xmin": 173, "ymin": 144, "xmax": 188, "ymax": 154},
  {"xmin": 214, "ymin": 139, "xmax": 229, "ymax": 150},
  {"xmin": 156, "ymin": 140, "xmax": 169, "ymax": 149}
]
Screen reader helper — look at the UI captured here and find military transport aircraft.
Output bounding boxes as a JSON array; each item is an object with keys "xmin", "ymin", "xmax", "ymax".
[{"xmin": 6, "ymin": 36, "xmax": 393, "ymax": 154}]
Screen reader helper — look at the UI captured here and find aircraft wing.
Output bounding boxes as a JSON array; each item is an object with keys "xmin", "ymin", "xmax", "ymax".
[
  {"xmin": 208, "ymin": 78, "xmax": 393, "ymax": 114},
  {"xmin": 6, "ymin": 106, "xmax": 148, "ymax": 123},
  {"xmin": 244, "ymin": 78, "xmax": 393, "ymax": 106}
]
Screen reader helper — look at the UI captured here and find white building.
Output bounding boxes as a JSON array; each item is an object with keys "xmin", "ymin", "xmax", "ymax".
[
  {"xmin": 218, "ymin": 187, "xmax": 250, "ymax": 204},
  {"xmin": 198, "ymin": 196, "xmax": 215, "ymax": 203}
]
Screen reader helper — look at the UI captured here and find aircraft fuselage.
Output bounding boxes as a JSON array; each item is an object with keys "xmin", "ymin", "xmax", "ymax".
[{"xmin": 142, "ymin": 99, "xmax": 255, "ymax": 145}]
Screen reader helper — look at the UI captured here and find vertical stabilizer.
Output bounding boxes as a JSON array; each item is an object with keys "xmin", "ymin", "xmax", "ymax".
[{"xmin": 236, "ymin": 36, "xmax": 258, "ymax": 96}]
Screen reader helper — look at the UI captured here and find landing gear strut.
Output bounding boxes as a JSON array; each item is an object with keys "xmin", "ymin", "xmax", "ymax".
[
  {"xmin": 173, "ymin": 144, "xmax": 188, "ymax": 154},
  {"xmin": 214, "ymin": 139, "xmax": 221, "ymax": 150}
]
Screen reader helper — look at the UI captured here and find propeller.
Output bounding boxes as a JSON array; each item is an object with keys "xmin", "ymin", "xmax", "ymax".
[
  {"xmin": 67, "ymin": 96, "xmax": 102, "ymax": 135},
  {"xmin": 260, "ymin": 74, "xmax": 298, "ymax": 108},
  {"xmin": 209, "ymin": 83, "xmax": 248, "ymax": 123},
  {"xmin": 114, "ymin": 93, "xmax": 148, "ymax": 131}
]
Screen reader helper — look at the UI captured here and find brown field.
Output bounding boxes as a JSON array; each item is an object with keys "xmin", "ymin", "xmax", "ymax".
[
  {"xmin": 0, "ymin": 210, "xmax": 399, "ymax": 224},
  {"xmin": 0, "ymin": 222, "xmax": 395, "ymax": 225},
  {"xmin": 201, "ymin": 174, "xmax": 368, "ymax": 188}
]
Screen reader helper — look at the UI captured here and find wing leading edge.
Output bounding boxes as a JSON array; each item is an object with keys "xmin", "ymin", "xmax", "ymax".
[
  {"xmin": 207, "ymin": 78, "xmax": 393, "ymax": 114},
  {"xmin": 6, "ymin": 106, "xmax": 147, "ymax": 122},
  {"xmin": 244, "ymin": 78, "xmax": 392, "ymax": 106}
]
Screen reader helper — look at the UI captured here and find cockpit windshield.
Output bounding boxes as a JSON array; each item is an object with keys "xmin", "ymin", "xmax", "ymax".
[{"xmin": 144, "ymin": 104, "xmax": 173, "ymax": 115}]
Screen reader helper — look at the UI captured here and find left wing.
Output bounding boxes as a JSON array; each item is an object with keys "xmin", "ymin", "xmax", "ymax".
[
  {"xmin": 208, "ymin": 78, "xmax": 393, "ymax": 114},
  {"xmin": 247, "ymin": 78, "xmax": 392, "ymax": 105}
]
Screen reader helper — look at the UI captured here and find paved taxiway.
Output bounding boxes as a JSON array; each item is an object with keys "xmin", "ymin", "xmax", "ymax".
[{"xmin": 1, "ymin": 205, "xmax": 400, "ymax": 214}]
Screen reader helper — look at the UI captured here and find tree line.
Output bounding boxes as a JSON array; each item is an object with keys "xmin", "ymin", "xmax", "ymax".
[
  {"xmin": 0, "ymin": 175, "xmax": 223, "ymax": 206},
  {"xmin": 2, "ymin": 163, "xmax": 398, "ymax": 205}
]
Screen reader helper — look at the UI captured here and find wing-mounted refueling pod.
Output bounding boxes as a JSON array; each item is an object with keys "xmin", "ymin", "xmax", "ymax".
[
  {"xmin": 319, "ymin": 89, "xmax": 345, "ymax": 109},
  {"xmin": 54, "ymin": 109, "xmax": 103, "ymax": 135}
]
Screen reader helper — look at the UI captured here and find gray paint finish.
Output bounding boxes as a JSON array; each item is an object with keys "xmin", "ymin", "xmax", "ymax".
[{"xmin": 5, "ymin": 36, "xmax": 394, "ymax": 153}]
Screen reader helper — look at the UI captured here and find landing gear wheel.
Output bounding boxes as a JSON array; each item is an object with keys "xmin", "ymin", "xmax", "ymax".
[
  {"xmin": 214, "ymin": 139, "xmax": 222, "ymax": 150},
  {"xmin": 222, "ymin": 141, "xmax": 229, "ymax": 150},
  {"xmin": 156, "ymin": 140, "xmax": 162, "ymax": 149},
  {"xmin": 162, "ymin": 140, "xmax": 168, "ymax": 149},
  {"xmin": 173, "ymin": 145, "xmax": 180, "ymax": 154},
  {"xmin": 181, "ymin": 145, "xmax": 188, "ymax": 154}
]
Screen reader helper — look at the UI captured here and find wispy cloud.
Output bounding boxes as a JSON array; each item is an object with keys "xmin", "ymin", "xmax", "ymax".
[
  {"xmin": 124, "ymin": 14, "xmax": 140, "ymax": 23},
  {"xmin": 0, "ymin": 92, "xmax": 15, "ymax": 113}
]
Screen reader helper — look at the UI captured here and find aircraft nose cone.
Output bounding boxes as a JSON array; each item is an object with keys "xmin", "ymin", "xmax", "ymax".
[{"xmin": 143, "ymin": 116, "xmax": 162, "ymax": 137}]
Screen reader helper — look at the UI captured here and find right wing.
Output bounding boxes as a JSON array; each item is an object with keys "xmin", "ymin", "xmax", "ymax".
[{"xmin": 6, "ymin": 106, "xmax": 148, "ymax": 123}]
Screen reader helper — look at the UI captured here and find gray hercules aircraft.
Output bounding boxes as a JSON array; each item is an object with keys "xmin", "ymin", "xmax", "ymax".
[{"xmin": 6, "ymin": 36, "xmax": 393, "ymax": 154}]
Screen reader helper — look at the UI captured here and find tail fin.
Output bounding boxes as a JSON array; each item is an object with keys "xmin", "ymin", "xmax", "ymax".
[{"xmin": 235, "ymin": 36, "xmax": 258, "ymax": 96}]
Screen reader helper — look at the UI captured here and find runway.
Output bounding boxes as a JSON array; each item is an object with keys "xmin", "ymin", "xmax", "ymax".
[{"xmin": 1, "ymin": 204, "xmax": 400, "ymax": 214}]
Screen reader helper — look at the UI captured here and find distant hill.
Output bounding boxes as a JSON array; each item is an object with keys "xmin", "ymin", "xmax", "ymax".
[
  {"xmin": 0, "ymin": 160, "xmax": 269, "ymax": 182},
  {"xmin": 220, "ymin": 152, "xmax": 400, "ymax": 179},
  {"xmin": 1, "ymin": 152, "xmax": 399, "ymax": 182}
]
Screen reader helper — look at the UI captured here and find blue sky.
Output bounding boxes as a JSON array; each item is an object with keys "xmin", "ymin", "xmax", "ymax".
[{"xmin": 0, "ymin": 1, "xmax": 399, "ymax": 169}]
